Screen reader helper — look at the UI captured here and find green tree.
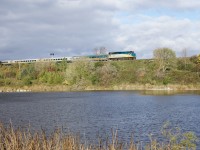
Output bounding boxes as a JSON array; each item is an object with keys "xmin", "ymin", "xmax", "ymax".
[
  {"xmin": 23, "ymin": 76, "xmax": 32, "ymax": 85},
  {"xmin": 198, "ymin": 54, "xmax": 200, "ymax": 63},
  {"xmin": 190, "ymin": 55, "xmax": 199, "ymax": 64},
  {"xmin": 65, "ymin": 60, "xmax": 94, "ymax": 86},
  {"xmin": 55, "ymin": 60, "xmax": 68, "ymax": 72},
  {"xmin": 153, "ymin": 48, "xmax": 176, "ymax": 73}
]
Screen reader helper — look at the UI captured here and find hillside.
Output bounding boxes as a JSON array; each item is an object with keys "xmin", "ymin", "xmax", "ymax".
[{"xmin": 0, "ymin": 54, "xmax": 200, "ymax": 92}]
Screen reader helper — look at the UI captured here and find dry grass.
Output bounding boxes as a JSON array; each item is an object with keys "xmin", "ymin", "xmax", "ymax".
[{"xmin": 0, "ymin": 122, "xmax": 197, "ymax": 150}]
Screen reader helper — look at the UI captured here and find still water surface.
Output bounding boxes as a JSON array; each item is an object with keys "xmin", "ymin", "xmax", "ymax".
[{"xmin": 0, "ymin": 91, "xmax": 200, "ymax": 144}]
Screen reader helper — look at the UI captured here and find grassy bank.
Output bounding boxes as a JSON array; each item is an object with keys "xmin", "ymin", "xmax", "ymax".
[
  {"xmin": 0, "ymin": 122, "xmax": 198, "ymax": 150},
  {"xmin": 0, "ymin": 54, "xmax": 200, "ymax": 92},
  {"xmin": 1, "ymin": 83, "xmax": 200, "ymax": 93}
]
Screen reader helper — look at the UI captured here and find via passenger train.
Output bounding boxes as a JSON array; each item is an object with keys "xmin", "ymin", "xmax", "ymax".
[{"xmin": 0, "ymin": 51, "xmax": 136, "ymax": 65}]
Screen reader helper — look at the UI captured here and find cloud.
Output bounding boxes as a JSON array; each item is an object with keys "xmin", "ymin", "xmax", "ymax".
[
  {"xmin": 116, "ymin": 16, "xmax": 200, "ymax": 58},
  {"xmin": 0, "ymin": 0, "xmax": 120, "ymax": 60},
  {"xmin": 126, "ymin": 0, "xmax": 200, "ymax": 10},
  {"xmin": 0, "ymin": 0, "xmax": 200, "ymax": 60}
]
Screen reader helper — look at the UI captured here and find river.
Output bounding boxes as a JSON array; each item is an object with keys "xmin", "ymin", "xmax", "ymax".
[{"xmin": 0, "ymin": 91, "xmax": 200, "ymax": 146}]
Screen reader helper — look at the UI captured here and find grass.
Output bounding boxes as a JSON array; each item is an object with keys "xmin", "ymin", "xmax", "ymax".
[
  {"xmin": 0, "ymin": 58, "xmax": 200, "ymax": 91},
  {"xmin": 0, "ymin": 122, "xmax": 198, "ymax": 150}
]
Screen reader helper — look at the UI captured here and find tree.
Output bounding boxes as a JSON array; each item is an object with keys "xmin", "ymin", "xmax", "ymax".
[
  {"xmin": 153, "ymin": 48, "xmax": 176, "ymax": 73},
  {"xmin": 182, "ymin": 48, "xmax": 188, "ymax": 69},
  {"xmin": 198, "ymin": 54, "xmax": 200, "ymax": 63},
  {"xmin": 65, "ymin": 60, "xmax": 94, "ymax": 86},
  {"xmin": 93, "ymin": 46, "xmax": 107, "ymax": 55},
  {"xmin": 190, "ymin": 55, "xmax": 198, "ymax": 64},
  {"xmin": 97, "ymin": 63, "xmax": 118, "ymax": 86}
]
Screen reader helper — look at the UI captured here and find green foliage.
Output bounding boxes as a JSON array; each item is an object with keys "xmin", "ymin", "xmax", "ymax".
[
  {"xmin": 168, "ymin": 70, "xmax": 199, "ymax": 84},
  {"xmin": 161, "ymin": 121, "xmax": 198, "ymax": 149},
  {"xmin": 65, "ymin": 61, "xmax": 118, "ymax": 87},
  {"xmin": 0, "ymin": 52, "xmax": 199, "ymax": 88},
  {"xmin": 55, "ymin": 59, "xmax": 68, "ymax": 71},
  {"xmin": 90, "ymin": 74, "xmax": 99, "ymax": 85},
  {"xmin": 0, "ymin": 79, "xmax": 4, "ymax": 86},
  {"xmin": 153, "ymin": 47, "xmax": 176, "ymax": 73},
  {"xmin": 39, "ymin": 72, "xmax": 64, "ymax": 84},
  {"xmin": 94, "ymin": 61, "xmax": 105, "ymax": 68},
  {"xmin": 3, "ymin": 78, "xmax": 12, "ymax": 85},
  {"xmin": 65, "ymin": 60, "xmax": 95, "ymax": 87},
  {"xmin": 198, "ymin": 54, "xmax": 200, "ymax": 63},
  {"xmin": 23, "ymin": 76, "xmax": 32, "ymax": 86},
  {"xmin": 177, "ymin": 59, "xmax": 196, "ymax": 71},
  {"xmin": 190, "ymin": 55, "xmax": 199, "ymax": 64},
  {"xmin": 180, "ymin": 132, "xmax": 198, "ymax": 149},
  {"xmin": 163, "ymin": 76, "xmax": 171, "ymax": 85}
]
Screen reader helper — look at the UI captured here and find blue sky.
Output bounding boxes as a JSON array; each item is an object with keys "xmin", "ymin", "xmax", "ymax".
[{"xmin": 0, "ymin": 0, "xmax": 200, "ymax": 60}]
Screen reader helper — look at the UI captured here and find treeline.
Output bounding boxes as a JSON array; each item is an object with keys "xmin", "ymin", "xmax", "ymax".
[{"xmin": 0, "ymin": 48, "xmax": 200, "ymax": 90}]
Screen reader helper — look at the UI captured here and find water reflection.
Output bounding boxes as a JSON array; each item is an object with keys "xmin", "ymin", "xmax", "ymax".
[{"xmin": 139, "ymin": 90, "xmax": 200, "ymax": 96}]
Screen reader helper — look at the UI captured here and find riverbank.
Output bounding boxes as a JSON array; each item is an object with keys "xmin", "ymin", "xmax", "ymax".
[{"xmin": 1, "ymin": 83, "xmax": 200, "ymax": 92}]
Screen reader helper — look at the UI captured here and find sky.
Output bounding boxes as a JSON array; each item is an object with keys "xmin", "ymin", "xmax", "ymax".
[{"xmin": 0, "ymin": 0, "xmax": 200, "ymax": 60}]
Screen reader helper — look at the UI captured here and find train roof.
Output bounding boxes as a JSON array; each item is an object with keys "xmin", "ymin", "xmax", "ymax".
[{"xmin": 108, "ymin": 51, "xmax": 135, "ymax": 54}]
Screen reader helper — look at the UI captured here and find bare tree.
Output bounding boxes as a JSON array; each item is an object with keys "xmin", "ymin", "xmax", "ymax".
[
  {"xmin": 94, "ymin": 47, "xmax": 100, "ymax": 55},
  {"xmin": 94, "ymin": 47, "xmax": 107, "ymax": 55},
  {"xmin": 100, "ymin": 47, "xmax": 107, "ymax": 55}
]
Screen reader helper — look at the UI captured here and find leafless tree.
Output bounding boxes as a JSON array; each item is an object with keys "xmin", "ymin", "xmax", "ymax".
[
  {"xmin": 94, "ymin": 47, "xmax": 100, "ymax": 55},
  {"xmin": 94, "ymin": 47, "xmax": 107, "ymax": 55},
  {"xmin": 100, "ymin": 47, "xmax": 107, "ymax": 55}
]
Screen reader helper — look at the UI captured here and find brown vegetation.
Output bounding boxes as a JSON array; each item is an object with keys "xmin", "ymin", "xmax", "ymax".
[{"xmin": 0, "ymin": 122, "xmax": 198, "ymax": 150}]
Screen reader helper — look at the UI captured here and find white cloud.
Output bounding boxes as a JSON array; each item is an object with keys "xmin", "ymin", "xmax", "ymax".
[
  {"xmin": 126, "ymin": 0, "xmax": 200, "ymax": 10},
  {"xmin": 116, "ymin": 16, "xmax": 200, "ymax": 58}
]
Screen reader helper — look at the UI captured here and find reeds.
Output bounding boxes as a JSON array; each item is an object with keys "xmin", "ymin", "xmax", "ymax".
[{"xmin": 0, "ymin": 122, "xmax": 197, "ymax": 150}]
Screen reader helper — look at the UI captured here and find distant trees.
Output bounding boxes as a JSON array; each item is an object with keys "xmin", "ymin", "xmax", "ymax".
[{"xmin": 153, "ymin": 48, "xmax": 176, "ymax": 73}]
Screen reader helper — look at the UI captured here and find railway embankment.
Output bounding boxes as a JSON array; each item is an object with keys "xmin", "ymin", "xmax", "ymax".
[{"xmin": 0, "ymin": 51, "xmax": 200, "ymax": 92}]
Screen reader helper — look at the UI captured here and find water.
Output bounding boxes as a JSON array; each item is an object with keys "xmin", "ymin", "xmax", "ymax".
[{"xmin": 0, "ymin": 91, "xmax": 200, "ymax": 145}]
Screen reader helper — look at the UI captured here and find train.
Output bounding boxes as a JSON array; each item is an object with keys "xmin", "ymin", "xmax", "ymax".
[{"xmin": 0, "ymin": 51, "xmax": 136, "ymax": 65}]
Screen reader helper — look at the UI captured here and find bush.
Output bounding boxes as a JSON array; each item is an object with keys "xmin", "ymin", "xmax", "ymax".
[
  {"xmin": 96, "ymin": 63, "xmax": 118, "ymax": 86},
  {"xmin": 163, "ymin": 76, "xmax": 171, "ymax": 85},
  {"xmin": 23, "ymin": 76, "xmax": 32, "ymax": 86},
  {"xmin": 39, "ymin": 72, "xmax": 64, "ymax": 84}
]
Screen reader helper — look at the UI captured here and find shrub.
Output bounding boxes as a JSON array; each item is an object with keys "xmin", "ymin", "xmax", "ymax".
[{"xmin": 23, "ymin": 76, "xmax": 32, "ymax": 86}]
